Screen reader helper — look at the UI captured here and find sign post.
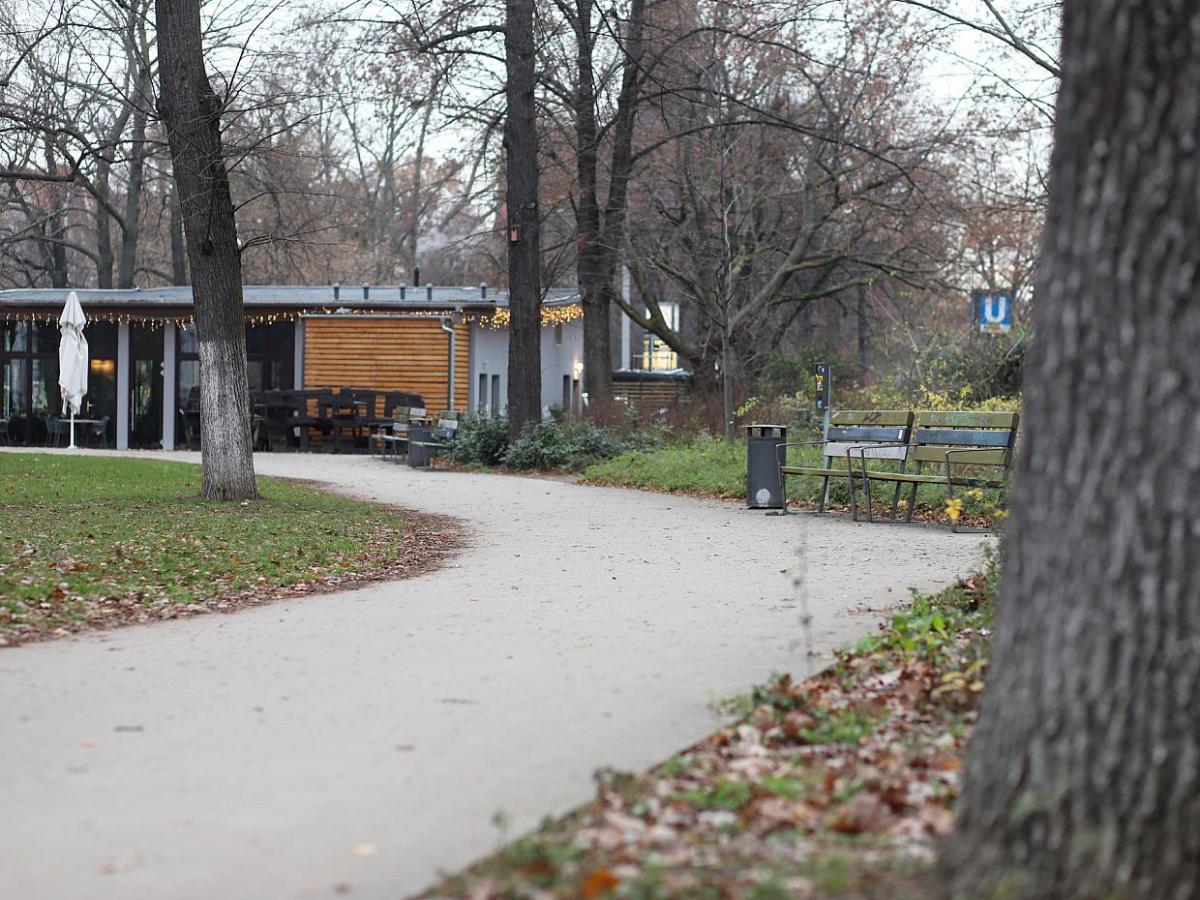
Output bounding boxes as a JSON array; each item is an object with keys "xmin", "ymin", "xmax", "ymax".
[
  {"xmin": 972, "ymin": 291, "xmax": 1014, "ymax": 334},
  {"xmin": 814, "ymin": 363, "xmax": 832, "ymax": 506}
]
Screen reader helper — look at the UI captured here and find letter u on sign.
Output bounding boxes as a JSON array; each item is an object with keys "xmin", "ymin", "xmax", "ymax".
[{"xmin": 978, "ymin": 293, "xmax": 1013, "ymax": 334}]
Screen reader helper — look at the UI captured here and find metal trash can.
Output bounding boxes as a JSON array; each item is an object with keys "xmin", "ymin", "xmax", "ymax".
[
  {"xmin": 746, "ymin": 424, "xmax": 787, "ymax": 509},
  {"xmin": 407, "ymin": 425, "xmax": 434, "ymax": 467}
]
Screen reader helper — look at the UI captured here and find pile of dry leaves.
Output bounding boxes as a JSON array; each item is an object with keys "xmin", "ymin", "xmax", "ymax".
[{"xmin": 424, "ymin": 575, "xmax": 995, "ymax": 899}]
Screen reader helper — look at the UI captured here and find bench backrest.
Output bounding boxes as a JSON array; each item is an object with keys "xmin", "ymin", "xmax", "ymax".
[
  {"xmin": 824, "ymin": 410, "xmax": 913, "ymax": 461},
  {"xmin": 909, "ymin": 411, "xmax": 1020, "ymax": 468},
  {"xmin": 435, "ymin": 411, "xmax": 460, "ymax": 438},
  {"xmin": 383, "ymin": 392, "xmax": 423, "ymax": 417}
]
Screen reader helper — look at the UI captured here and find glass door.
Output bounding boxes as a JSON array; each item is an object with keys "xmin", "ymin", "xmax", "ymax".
[
  {"xmin": 129, "ymin": 325, "xmax": 164, "ymax": 448},
  {"xmin": 85, "ymin": 324, "xmax": 117, "ymax": 446},
  {"xmin": 1, "ymin": 321, "xmax": 59, "ymax": 445}
]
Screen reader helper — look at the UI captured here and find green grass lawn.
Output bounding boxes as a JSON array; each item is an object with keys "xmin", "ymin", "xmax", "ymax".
[
  {"xmin": 582, "ymin": 436, "xmax": 1006, "ymax": 521},
  {"xmin": 0, "ymin": 453, "xmax": 421, "ymax": 644}
]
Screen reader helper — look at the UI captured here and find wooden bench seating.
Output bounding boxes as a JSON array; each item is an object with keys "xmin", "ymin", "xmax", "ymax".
[
  {"xmin": 859, "ymin": 411, "xmax": 1019, "ymax": 531},
  {"xmin": 407, "ymin": 411, "xmax": 460, "ymax": 466},
  {"xmin": 776, "ymin": 409, "xmax": 1019, "ymax": 530},
  {"xmin": 369, "ymin": 406, "xmax": 427, "ymax": 461},
  {"xmin": 779, "ymin": 410, "xmax": 914, "ymax": 521}
]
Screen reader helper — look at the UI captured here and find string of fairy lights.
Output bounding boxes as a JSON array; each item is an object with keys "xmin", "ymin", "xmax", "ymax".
[{"xmin": 0, "ymin": 303, "xmax": 585, "ymax": 330}]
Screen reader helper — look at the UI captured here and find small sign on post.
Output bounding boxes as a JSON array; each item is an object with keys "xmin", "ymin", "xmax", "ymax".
[
  {"xmin": 973, "ymin": 291, "xmax": 1013, "ymax": 334},
  {"xmin": 814, "ymin": 363, "xmax": 831, "ymax": 412},
  {"xmin": 814, "ymin": 363, "xmax": 832, "ymax": 506}
]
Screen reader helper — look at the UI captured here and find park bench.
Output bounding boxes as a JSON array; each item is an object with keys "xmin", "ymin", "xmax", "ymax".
[
  {"xmin": 859, "ymin": 411, "xmax": 1020, "ymax": 532},
  {"xmin": 408, "ymin": 411, "xmax": 460, "ymax": 467},
  {"xmin": 779, "ymin": 410, "xmax": 914, "ymax": 521},
  {"xmin": 369, "ymin": 406, "xmax": 427, "ymax": 461}
]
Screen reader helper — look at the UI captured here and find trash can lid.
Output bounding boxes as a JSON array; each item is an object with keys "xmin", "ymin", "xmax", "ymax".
[{"xmin": 745, "ymin": 423, "xmax": 787, "ymax": 431}]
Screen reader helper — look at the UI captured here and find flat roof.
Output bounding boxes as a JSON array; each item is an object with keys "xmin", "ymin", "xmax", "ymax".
[{"xmin": 0, "ymin": 285, "xmax": 580, "ymax": 310}]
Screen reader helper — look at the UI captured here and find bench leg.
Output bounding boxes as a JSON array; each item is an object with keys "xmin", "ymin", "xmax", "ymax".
[
  {"xmin": 905, "ymin": 481, "xmax": 918, "ymax": 523},
  {"xmin": 888, "ymin": 481, "xmax": 904, "ymax": 522},
  {"xmin": 817, "ymin": 474, "xmax": 830, "ymax": 513}
]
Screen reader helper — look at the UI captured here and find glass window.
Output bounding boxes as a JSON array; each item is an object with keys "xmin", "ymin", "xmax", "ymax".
[
  {"xmin": 31, "ymin": 358, "xmax": 59, "ymax": 417},
  {"xmin": 132, "ymin": 323, "xmax": 164, "ymax": 358},
  {"xmin": 179, "ymin": 360, "xmax": 201, "ymax": 411},
  {"xmin": 2, "ymin": 322, "xmax": 29, "ymax": 352},
  {"xmin": 3, "ymin": 359, "xmax": 25, "ymax": 419},
  {"xmin": 31, "ymin": 322, "xmax": 59, "ymax": 353},
  {"xmin": 178, "ymin": 323, "xmax": 199, "ymax": 354},
  {"xmin": 641, "ymin": 303, "xmax": 680, "ymax": 371},
  {"xmin": 88, "ymin": 322, "xmax": 118, "ymax": 358}
]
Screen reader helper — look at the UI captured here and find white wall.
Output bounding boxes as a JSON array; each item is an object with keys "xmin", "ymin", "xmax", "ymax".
[
  {"xmin": 467, "ymin": 318, "xmax": 585, "ymax": 418},
  {"xmin": 468, "ymin": 325, "xmax": 508, "ymax": 414}
]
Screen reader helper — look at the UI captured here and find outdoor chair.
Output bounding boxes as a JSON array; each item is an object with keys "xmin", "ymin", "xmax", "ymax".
[
  {"xmin": 87, "ymin": 415, "xmax": 111, "ymax": 448},
  {"xmin": 45, "ymin": 417, "xmax": 68, "ymax": 447}
]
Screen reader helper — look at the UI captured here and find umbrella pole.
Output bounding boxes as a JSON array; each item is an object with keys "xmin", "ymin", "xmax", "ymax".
[{"xmin": 68, "ymin": 408, "xmax": 76, "ymax": 450}]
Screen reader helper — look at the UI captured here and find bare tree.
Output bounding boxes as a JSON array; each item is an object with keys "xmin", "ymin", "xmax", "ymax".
[
  {"xmin": 617, "ymin": 2, "xmax": 953, "ymax": 428},
  {"xmin": 155, "ymin": 0, "xmax": 256, "ymax": 500},
  {"xmin": 504, "ymin": 0, "xmax": 542, "ymax": 436}
]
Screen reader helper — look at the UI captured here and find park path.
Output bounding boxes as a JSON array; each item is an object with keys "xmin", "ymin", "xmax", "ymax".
[{"xmin": 0, "ymin": 451, "xmax": 987, "ymax": 899}]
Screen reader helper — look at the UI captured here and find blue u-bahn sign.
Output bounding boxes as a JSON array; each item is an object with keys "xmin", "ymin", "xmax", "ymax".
[{"xmin": 973, "ymin": 291, "xmax": 1013, "ymax": 334}]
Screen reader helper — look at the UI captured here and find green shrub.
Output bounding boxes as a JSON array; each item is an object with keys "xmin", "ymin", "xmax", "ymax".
[
  {"xmin": 450, "ymin": 414, "xmax": 510, "ymax": 466},
  {"xmin": 502, "ymin": 419, "xmax": 629, "ymax": 471}
]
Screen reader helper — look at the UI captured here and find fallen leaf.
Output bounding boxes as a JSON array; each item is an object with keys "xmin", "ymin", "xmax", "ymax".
[{"xmin": 581, "ymin": 867, "xmax": 620, "ymax": 898}]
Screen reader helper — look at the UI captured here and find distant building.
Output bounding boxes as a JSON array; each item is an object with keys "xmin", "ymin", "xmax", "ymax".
[{"xmin": 0, "ymin": 284, "xmax": 585, "ymax": 449}]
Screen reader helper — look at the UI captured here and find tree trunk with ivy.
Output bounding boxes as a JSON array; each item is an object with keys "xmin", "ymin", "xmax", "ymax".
[
  {"xmin": 155, "ymin": 0, "xmax": 257, "ymax": 501},
  {"xmin": 943, "ymin": 2, "xmax": 1200, "ymax": 897}
]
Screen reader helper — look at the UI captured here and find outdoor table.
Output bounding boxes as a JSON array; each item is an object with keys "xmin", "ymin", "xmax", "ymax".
[
  {"xmin": 69, "ymin": 418, "xmax": 100, "ymax": 446},
  {"xmin": 327, "ymin": 401, "xmax": 368, "ymax": 453}
]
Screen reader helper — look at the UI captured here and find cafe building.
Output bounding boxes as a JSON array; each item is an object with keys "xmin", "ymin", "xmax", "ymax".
[{"xmin": 0, "ymin": 284, "xmax": 585, "ymax": 450}]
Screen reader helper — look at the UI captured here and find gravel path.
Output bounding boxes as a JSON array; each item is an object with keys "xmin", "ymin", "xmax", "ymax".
[{"xmin": 0, "ymin": 451, "xmax": 987, "ymax": 899}]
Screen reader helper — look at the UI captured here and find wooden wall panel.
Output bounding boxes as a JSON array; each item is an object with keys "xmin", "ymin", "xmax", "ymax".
[
  {"xmin": 303, "ymin": 317, "xmax": 471, "ymax": 413},
  {"xmin": 612, "ymin": 377, "xmax": 693, "ymax": 413}
]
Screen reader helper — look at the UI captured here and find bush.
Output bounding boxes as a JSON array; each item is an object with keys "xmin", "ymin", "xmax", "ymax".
[
  {"xmin": 449, "ymin": 414, "xmax": 510, "ymax": 467},
  {"xmin": 908, "ymin": 328, "xmax": 1029, "ymax": 402},
  {"xmin": 502, "ymin": 419, "xmax": 629, "ymax": 471}
]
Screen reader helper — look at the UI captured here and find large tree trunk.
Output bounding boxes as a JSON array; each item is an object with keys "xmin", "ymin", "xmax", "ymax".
[
  {"xmin": 155, "ymin": 0, "xmax": 257, "ymax": 501},
  {"xmin": 42, "ymin": 139, "xmax": 69, "ymax": 288},
  {"xmin": 95, "ymin": 159, "xmax": 114, "ymax": 289},
  {"xmin": 504, "ymin": 0, "xmax": 542, "ymax": 440},
  {"xmin": 576, "ymin": 0, "xmax": 644, "ymax": 406},
  {"xmin": 117, "ymin": 102, "xmax": 148, "ymax": 289},
  {"xmin": 168, "ymin": 177, "xmax": 188, "ymax": 285},
  {"xmin": 944, "ymin": 2, "xmax": 1200, "ymax": 897},
  {"xmin": 573, "ymin": 0, "xmax": 607, "ymax": 405}
]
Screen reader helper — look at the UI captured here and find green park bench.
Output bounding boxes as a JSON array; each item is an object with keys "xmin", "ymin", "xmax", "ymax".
[
  {"xmin": 779, "ymin": 410, "xmax": 914, "ymax": 521},
  {"xmin": 858, "ymin": 411, "xmax": 1020, "ymax": 532},
  {"xmin": 408, "ymin": 411, "xmax": 460, "ymax": 467},
  {"xmin": 369, "ymin": 406, "xmax": 426, "ymax": 462}
]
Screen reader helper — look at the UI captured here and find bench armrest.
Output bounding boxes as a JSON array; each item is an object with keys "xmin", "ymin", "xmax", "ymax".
[
  {"xmin": 943, "ymin": 447, "xmax": 1007, "ymax": 460},
  {"xmin": 775, "ymin": 439, "xmax": 836, "ymax": 449},
  {"xmin": 839, "ymin": 443, "xmax": 912, "ymax": 480}
]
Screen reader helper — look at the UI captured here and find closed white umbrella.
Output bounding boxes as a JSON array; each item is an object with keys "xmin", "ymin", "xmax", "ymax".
[{"xmin": 57, "ymin": 291, "xmax": 89, "ymax": 449}]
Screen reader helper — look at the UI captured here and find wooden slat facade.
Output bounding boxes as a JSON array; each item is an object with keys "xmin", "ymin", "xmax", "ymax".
[
  {"xmin": 303, "ymin": 317, "xmax": 470, "ymax": 413},
  {"xmin": 612, "ymin": 374, "xmax": 692, "ymax": 412}
]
